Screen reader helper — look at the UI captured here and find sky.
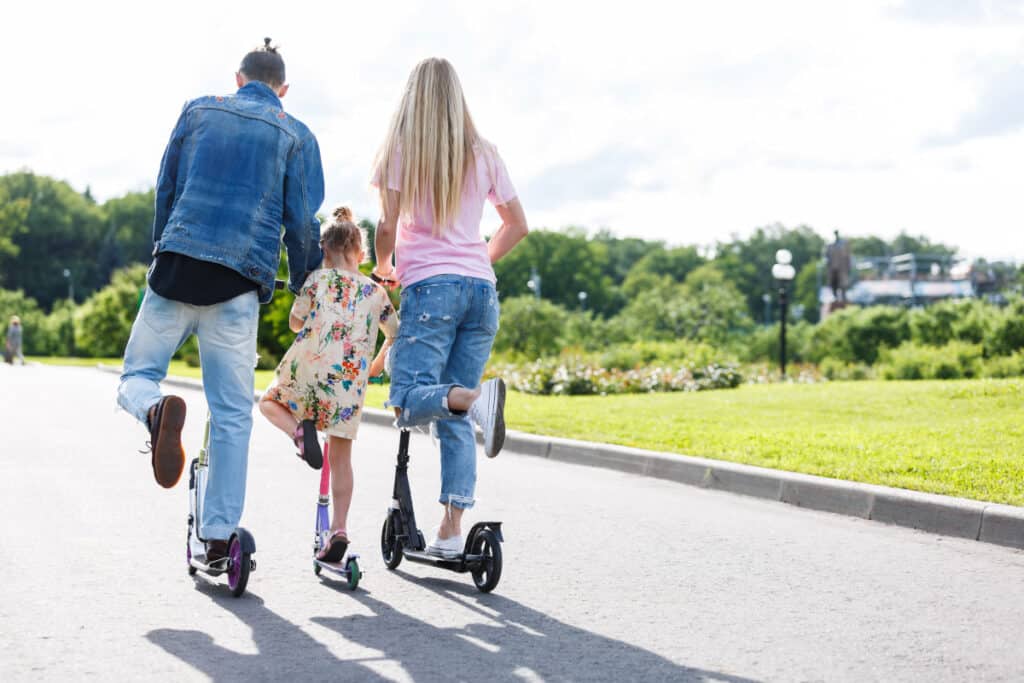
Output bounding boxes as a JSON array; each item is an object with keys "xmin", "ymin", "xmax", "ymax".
[{"xmin": 4, "ymin": 0, "xmax": 1023, "ymax": 260}]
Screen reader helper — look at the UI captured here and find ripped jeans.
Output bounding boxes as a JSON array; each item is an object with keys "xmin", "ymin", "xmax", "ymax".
[
  {"xmin": 117, "ymin": 287, "xmax": 258, "ymax": 539},
  {"xmin": 388, "ymin": 275, "xmax": 500, "ymax": 510}
]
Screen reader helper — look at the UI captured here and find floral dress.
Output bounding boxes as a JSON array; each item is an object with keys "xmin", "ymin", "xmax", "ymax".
[{"xmin": 264, "ymin": 268, "xmax": 398, "ymax": 438}]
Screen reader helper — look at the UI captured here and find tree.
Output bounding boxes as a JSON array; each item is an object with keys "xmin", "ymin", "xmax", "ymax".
[
  {"xmin": 100, "ymin": 189, "xmax": 156, "ymax": 271},
  {"xmin": 713, "ymin": 224, "xmax": 826, "ymax": 324},
  {"xmin": 0, "ymin": 172, "xmax": 106, "ymax": 308},
  {"xmin": 491, "ymin": 228, "xmax": 618, "ymax": 315},
  {"xmin": 492, "ymin": 296, "xmax": 569, "ymax": 358}
]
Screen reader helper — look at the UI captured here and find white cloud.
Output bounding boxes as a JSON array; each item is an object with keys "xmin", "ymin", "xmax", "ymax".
[{"xmin": 2, "ymin": 0, "xmax": 1022, "ymax": 260}]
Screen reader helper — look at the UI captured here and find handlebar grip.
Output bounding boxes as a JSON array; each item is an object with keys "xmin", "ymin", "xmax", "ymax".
[{"xmin": 274, "ymin": 280, "xmax": 286, "ymax": 291}]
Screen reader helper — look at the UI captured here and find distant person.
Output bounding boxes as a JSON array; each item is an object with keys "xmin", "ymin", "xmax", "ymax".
[
  {"xmin": 372, "ymin": 57, "xmax": 529, "ymax": 558},
  {"xmin": 826, "ymin": 230, "xmax": 852, "ymax": 304},
  {"xmin": 117, "ymin": 39, "xmax": 324, "ymax": 563},
  {"xmin": 259, "ymin": 206, "xmax": 398, "ymax": 562},
  {"xmin": 5, "ymin": 315, "xmax": 24, "ymax": 364}
]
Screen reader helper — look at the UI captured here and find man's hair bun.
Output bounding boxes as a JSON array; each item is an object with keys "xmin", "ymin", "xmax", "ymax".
[{"xmin": 333, "ymin": 206, "xmax": 354, "ymax": 222}]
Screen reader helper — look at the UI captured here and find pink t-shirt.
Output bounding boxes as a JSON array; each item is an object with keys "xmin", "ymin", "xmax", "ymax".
[{"xmin": 377, "ymin": 142, "xmax": 517, "ymax": 287}]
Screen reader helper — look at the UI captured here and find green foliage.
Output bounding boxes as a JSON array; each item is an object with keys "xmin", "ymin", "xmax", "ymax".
[
  {"xmin": 616, "ymin": 263, "xmax": 752, "ymax": 345},
  {"xmin": 809, "ymin": 305, "xmax": 911, "ymax": 364},
  {"xmin": 712, "ymin": 224, "xmax": 826, "ymax": 324},
  {"xmin": 0, "ymin": 172, "xmax": 154, "ymax": 309},
  {"xmin": 491, "ymin": 228, "xmax": 618, "ymax": 315},
  {"xmin": 492, "ymin": 296, "xmax": 568, "ymax": 358},
  {"xmin": 985, "ymin": 296, "xmax": 1024, "ymax": 357},
  {"xmin": 739, "ymin": 321, "xmax": 814, "ymax": 363},
  {"xmin": 879, "ymin": 341, "xmax": 984, "ymax": 380},
  {"xmin": 72, "ymin": 265, "xmax": 148, "ymax": 358}
]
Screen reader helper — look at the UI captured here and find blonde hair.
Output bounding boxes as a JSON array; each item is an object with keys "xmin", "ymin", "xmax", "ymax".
[
  {"xmin": 320, "ymin": 206, "xmax": 366, "ymax": 262},
  {"xmin": 373, "ymin": 57, "xmax": 480, "ymax": 236}
]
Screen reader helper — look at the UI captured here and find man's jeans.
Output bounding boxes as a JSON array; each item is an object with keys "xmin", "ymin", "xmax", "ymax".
[
  {"xmin": 117, "ymin": 287, "xmax": 258, "ymax": 540},
  {"xmin": 388, "ymin": 275, "xmax": 500, "ymax": 510}
]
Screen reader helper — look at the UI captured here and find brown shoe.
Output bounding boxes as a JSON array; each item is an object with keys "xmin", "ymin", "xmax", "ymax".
[
  {"xmin": 147, "ymin": 395, "xmax": 187, "ymax": 488},
  {"xmin": 205, "ymin": 540, "xmax": 229, "ymax": 563}
]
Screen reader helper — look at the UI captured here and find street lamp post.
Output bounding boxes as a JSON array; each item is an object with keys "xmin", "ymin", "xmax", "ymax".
[
  {"xmin": 526, "ymin": 266, "xmax": 541, "ymax": 300},
  {"xmin": 772, "ymin": 249, "xmax": 796, "ymax": 377},
  {"xmin": 62, "ymin": 268, "xmax": 75, "ymax": 356},
  {"xmin": 578, "ymin": 291, "xmax": 587, "ymax": 310}
]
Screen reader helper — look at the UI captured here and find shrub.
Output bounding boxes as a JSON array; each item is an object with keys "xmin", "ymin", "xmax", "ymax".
[
  {"xmin": 492, "ymin": 296, "xmax": 569, "ymax": 359},
  {"xmin": 738, "ymin": 321, "xmax": 813, "ymax": 363},
  {"xmin": 985, "ymin": 297, "xmax": 1024, "ymax": 357},
  {"xmin": 73, "ymin": 264, "xmax": 147, "ymax": 358},
  {"xmin": 980, "ymin": 352, "xmax": 1024, "ymax": 379},
  {"xmin": 819, "ymin": 357, "xmax": 874, "ymax": 381},
  {"xmin": 879, "ymin": 341, "xmax": 983, "ymax": 380},
  {"xmin": 809, "ymin": 306, "xmax": 910, "ymax": 365}
]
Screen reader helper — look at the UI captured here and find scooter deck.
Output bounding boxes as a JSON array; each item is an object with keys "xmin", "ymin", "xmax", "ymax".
[
  {"xmin": 313, "ymin": 555, "xmax": 360, "ymax": 576},
  {"xmin": 188, "ymin": 557, "xmax": 230, "ymax": 576},
  {"xmin": 402, "ymin": 549, "xmax": 486, "ymax": 572}
]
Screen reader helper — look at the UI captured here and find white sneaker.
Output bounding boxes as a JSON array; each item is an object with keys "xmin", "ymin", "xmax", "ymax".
[
  {"xmin": 470, "ymin": 378, "xmax": 506, "ymax": 458},
  {"xmin": 427, "ymin": 533, "xmax": 465, "ymax": 558}
]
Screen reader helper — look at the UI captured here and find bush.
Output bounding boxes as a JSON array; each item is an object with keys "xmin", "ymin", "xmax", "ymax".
[
  {"xmin": 738, "ymin": 321, "xmax": 813, "ymax": 363},
  {"xmin": 879, "ymin": 341, "xmax": 983, "ymax": 380},
  {"xmin": 819, "ymin": 357, "xmax": 874, "ymax": 381},
  {"xmin": 73, "ymin": 264, "xmax": 147, "ymax": 358},
  {"xmin": 979, "ymin": 352, "xmax": 1024, "ymax": 379},
  {"xmin": 492, "ymin": 296, "xmax": 569, "ymax": 359},
  {"xmin": 809, "ymin": 306, "xmax": 910, "ymax": 365},
  {"xmin": 985, "ymin": 297, "xmax": 1024, "ymax": 357},
  {"xmin": 598, "ymin": 339, "xmax": 731, "ymax": 370}
]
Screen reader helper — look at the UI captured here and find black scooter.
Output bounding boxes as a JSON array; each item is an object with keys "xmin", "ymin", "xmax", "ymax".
[{"xmin": 379, "ymin": 429, "xmax": 504, "ymax": 593}]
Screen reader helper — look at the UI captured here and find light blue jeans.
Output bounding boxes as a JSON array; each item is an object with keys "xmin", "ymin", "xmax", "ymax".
[
  {"xmin": 117, "ymin": 287, "xmax": 258, "ymax": 540},
  {"xmin": 388, "ymin": 275, "xmax": 500, "ymax": 510}
]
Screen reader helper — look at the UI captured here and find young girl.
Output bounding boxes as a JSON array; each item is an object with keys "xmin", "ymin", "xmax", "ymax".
[
  {"xmin": 260, "ymin": 206, "xmax": 397, "ymax": 561},
  {"xmin": 372, "ymin": 57, "xmax": 529, "ymax": 558}
]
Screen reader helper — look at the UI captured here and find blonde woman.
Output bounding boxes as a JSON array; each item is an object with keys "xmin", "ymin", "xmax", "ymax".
[{"xmin": 372, "ymin": 57, "xmax": 529, "ymax": 558}]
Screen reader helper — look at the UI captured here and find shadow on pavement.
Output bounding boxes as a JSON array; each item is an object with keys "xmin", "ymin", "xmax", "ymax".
[
  {"xmin": 146, "ymin": 580, "xmax": 390, "ymax": 682},
  {"xmin": 147, "ymin": 572, "xmax": 759, "ymax": 682},
  {"xmin": 313, "ymin": 570, "xmax": 761, "ymax": 683}
]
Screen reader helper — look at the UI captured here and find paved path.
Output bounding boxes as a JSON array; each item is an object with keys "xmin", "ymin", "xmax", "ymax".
[{"xmin": 2, "ymin": 364, "xmax": 1023, "ymax": 682}]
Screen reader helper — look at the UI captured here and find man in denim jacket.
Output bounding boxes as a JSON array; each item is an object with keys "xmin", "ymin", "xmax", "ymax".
[{"xmin": 117, "ymin": 39, "xmax": 323, "ymax": 562}]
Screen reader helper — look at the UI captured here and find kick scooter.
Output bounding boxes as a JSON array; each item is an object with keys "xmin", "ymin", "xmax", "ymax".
[
  {"xmin": 181, "ymin": 280, "xmax": 293, "ymax": 596},
  {"xmin": 312, "ymin": 439, "xmax": 362, "ymax": 589},
  {"xmin": 379, "ymin": 429, "xmax": 504, "ymax": 593},
  {"xmin": 185, "ymin": 413, "xmax": 256, "ymax": 597}
]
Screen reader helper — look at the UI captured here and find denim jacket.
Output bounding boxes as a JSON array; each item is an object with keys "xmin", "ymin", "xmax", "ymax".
[{"xmin": 153, "ymin": 81, "xmax": 324, "ymax": 302}]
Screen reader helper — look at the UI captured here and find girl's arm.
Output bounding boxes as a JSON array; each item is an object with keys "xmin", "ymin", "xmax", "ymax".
[
  {"xmin": 368, "ymin": 339, "xmax": 392, "ymax": 377},
  {"xmin": 373, "ymin": 190, "xmax": 401, "ymax": 283},
  {"xmin": 488, "ymin": 198, "xmax": 529, "ymax": 263}
]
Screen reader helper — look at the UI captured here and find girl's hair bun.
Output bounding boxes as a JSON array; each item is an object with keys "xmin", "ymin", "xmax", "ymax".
[{"xmin": 333, "ymin": 206, "xmax": 354, "ymax": 222}]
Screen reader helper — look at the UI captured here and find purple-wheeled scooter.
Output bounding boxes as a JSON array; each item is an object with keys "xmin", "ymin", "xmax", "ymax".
[
  {"xmin": 311, "ymin": 439, "xmax": 362, "ymax": 589},
  {"xmin": 186, "ymin": 413, "xmax": 256, "ymax": 597}
]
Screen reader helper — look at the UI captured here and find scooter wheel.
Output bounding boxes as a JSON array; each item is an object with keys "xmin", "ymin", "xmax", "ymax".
[
  {"xmin": 381, "ymin": 515, "xmax": 402, "ymax": 570},
  {"xmin": 470, "ymin": 528, "xmax": 502, "ymax": 593},
  {"xmin": 346, "ymin": 558, "xmax": 361, "ymax": 590},
  {"xmin": 227, "ymin": 536, "xmax": 251, "ymax": 598}
]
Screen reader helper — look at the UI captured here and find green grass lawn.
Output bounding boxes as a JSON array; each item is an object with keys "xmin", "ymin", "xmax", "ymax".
[{"xmin": 33, "ymin": 357, "xmax": 1024, "ymax": 505}]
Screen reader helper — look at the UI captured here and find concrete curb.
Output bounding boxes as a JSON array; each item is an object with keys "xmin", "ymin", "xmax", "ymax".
[{"xmin": 96, "ymin": 364, "xmax": 1024, "ymax": 551}]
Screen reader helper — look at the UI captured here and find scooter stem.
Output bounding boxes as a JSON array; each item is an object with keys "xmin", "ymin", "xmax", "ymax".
[{"xmin": 319, "ymin": 439, "xmax": 331, "ymax": 497}]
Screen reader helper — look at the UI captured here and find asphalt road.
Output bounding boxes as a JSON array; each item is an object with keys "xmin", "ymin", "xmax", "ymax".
[{"xmin": 1, "ymin": 364, "xmax": 1023, "ymax": 682}]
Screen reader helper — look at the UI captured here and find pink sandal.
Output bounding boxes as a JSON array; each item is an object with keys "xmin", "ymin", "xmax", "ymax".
[{"xmin": 317, "ymin": 529, "xmax": 349, "ymax": 563}]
